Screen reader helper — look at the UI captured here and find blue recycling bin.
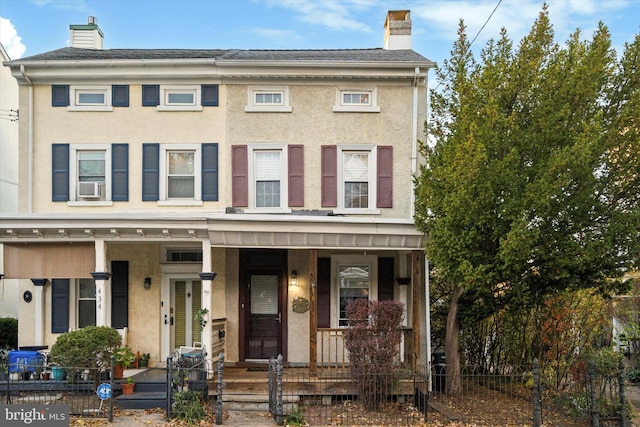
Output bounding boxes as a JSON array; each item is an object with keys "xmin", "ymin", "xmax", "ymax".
[{"xmin": 8, "ymin": 350, "xmax": 43, "ymax": 373}]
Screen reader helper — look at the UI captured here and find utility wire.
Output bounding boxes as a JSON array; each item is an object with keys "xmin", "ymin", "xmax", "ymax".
[{"xmin": 432, "ymin": 0, "xmax": 503, "ymax": 93}]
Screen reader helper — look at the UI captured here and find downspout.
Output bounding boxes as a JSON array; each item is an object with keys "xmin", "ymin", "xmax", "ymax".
[
  {"xmin": 425, "ymin": 257, "xmax": 431, "ymax": 392},
  {"xmin": 410, "ymin": 67, "xmax": 420, "ymax": 218},
  {"xmin": 19, "ymin": 65, "xmax": 33, "ymax": 213}
]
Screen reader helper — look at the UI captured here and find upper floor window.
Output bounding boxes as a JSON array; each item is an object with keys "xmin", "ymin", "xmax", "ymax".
[
  {"xmin": 142, "ymin": 85, "xmax": 218, "ymax": 111},
  {"xmin": 249, "ymin": 145, "xmax": 287, "ymax": 211},
  {"xmin": 142, "ymin": 143, "xmax": 219, "ymax": 205},
  {"xmin": 321, "ymin": 145, "xmax": 392, "ymax": 212},
  {"xmin": 166, "ymin": 150, "xmax": 196, "ymax": 199},
  {"xmin": 245, "ymin": 86, "xmax": 292, "ymax": 112},
  {"xmin": 52, "ymin": 85, "xmax": 129, "ymax": 111},
  {"xmin": 77, "ymin": 150, "xmax": 106, "ymax": 200},
  {"xmin": 333, "ymin": 87, "xmax": 380, "ymax": 113},
  {"xmin": 231, "ymin": 144, "xmax": 304, "ymax": 210}
]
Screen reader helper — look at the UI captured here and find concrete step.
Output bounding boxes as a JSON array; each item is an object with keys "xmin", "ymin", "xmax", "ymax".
[
  {"xmin": 116, "ymin": 391, "xmax": 167, "ymax": 410},
  {"xmin": 222, "ymin": 393, "xmax": 299, "ymax": 412}
]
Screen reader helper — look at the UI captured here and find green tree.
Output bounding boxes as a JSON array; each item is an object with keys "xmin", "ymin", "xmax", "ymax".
[{"xmin": 415, "ymin": 6, "xmax": 640, "ymax": 395}]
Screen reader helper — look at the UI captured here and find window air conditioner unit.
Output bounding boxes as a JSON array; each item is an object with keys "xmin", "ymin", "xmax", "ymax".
[{"xmin": 78, "ymin": 182, "xmax": 104, "ymax": 199}]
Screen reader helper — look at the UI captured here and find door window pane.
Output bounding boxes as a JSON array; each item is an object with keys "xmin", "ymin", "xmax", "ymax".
[{"xmin": 338, "ymin": 264, "xmax": 369, "ymax": 326}]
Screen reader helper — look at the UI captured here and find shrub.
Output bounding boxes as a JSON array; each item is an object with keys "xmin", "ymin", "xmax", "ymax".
[
  {"xmin": 344, "ymin": 299, "xmax": 404, "ymax": 410},
  {"xmin": 172, "ymin": 391, "xmax": 206, "ymax": 424},
  {"xmin": 0, "ymin": 317, "xmax": 18, "ymax": 349},
  {"xmin": 50, "ymin": 326, "xmax": 122, "ymax": 367}
]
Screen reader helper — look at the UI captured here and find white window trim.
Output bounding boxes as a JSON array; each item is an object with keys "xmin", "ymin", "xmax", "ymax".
[
  {"xmin": 157, "ymin": 144, "xmax": 203, "ymax": 206},
  {"xmin": 245, "ymin": 143, "xmax": 291, "ymax": 213},
  {"xmin": 333, "ymin": 144, "xmax": 380, "ymax": 215},
  {"xmin": 67, "ymin": 144, "xmax": 113, "ymax": 206},
  {"xmin": 330, "ymin": 254, "xmax": 378, "ymax": 328},
  {"xmin": 157, "ymin": 85, "xmax": 203, "ymax": 111},
  {"xmin": 333, "ymin": 87, "xmax": 380, "ymax": 113},
  {"xmin": 68, "ymin": 85, "xmax": 113, "ymax": 111},
  {"xmin": 245, "ymin": 86, "xmax": 292, "ymax": 112}
]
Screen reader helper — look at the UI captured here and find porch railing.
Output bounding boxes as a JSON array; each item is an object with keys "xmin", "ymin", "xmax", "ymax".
[
  {"xmin": 316, "ymin": 327, "xmax": 414, "ymax": 373},
  {"xmin": 210, "ymin": 318, "xmax": 226, "ymax": 356}
]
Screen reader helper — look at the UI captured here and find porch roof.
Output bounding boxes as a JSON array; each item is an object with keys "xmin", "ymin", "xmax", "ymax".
[{"xmin": 0, "ymin": 213, "xmax": 424, "ymax": 250}]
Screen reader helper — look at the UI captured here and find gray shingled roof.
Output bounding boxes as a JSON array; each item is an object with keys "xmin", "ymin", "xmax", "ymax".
[{"xmin": 12, "ymin": 47, "xmax": 432, "ymax": 64}]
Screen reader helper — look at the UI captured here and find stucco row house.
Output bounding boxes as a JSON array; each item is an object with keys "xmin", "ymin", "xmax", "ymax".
[{"xmin": 0, "ymin": 10, "xmax": 434, "ymax": 370}]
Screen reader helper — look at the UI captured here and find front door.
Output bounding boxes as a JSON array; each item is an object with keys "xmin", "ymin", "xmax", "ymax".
[
  {"xmin": 171, "ymin": 278, "xmax": 202, "ymax": 350},
  {"xmin": 244, "ymin": 271, "xmax": 282, "ymax": 360}
]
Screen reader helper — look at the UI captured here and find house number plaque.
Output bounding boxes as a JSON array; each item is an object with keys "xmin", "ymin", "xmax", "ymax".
[{"xmin": 292, "ymin": 296, "xmax": 309, "ymax": 313}]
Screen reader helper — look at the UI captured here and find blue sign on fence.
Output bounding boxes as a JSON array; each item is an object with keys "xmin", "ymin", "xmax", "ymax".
[{"xmin": 96, "ymin": 383, "xmax": 112, "ymax": 400}]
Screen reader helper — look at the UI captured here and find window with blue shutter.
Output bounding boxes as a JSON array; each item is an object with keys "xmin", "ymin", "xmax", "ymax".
[
  {"xmin": 112, "ymin": 85, "xmax": 129, "ymax": 107},
  {"xmin": 51, "ymin": 279, "xmax": 70, "ymax": 333},
  {"xmin": 142, "ymin": 143, "xmax": 160, "ymax": 201},
  {"xmin": 202, "ymin": 143, "xmax": 219, "ymax": 201},
  {"xmin": 52, "ymin": 144, "xmax": 70, "ymax": 201},
  {"xmin": 201, "ymin": 85, "xmax": 219, "ymax": 106},
  {"xmin": 52, "ymin": 85, "xmax": 70, "ymax": 107},
  {"xmin": 112, "ymin": 144, "xmax": 129, "ymax": 201},
  {"xmin": 142, "ymin": 85, "xmax": 160, "ymax": 106}
]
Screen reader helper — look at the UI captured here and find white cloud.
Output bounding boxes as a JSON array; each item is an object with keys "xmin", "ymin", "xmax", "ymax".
[
  {"xmin": 250, "ymin": 27, "xmax": 302, "ymax": 45},
  {"xmin": 0, "ymin": 17, "xmax": 27, "ymax": 59},
  {"xmin": 262, "ymin": 0, "xmax": 373, "ymax": 32},
  {"xmin": 29, "ymin": 0, "xmax": 89, "ymax": 11}
]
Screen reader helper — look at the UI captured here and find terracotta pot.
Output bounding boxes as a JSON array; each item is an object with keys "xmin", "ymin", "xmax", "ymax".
[
  {"xmin": 41, "ymin": 372, "xmax": 51, "ymax": 380},
  {"xmin": 113, "ymin": 364, "xmax": 123, "ymax": 379},
  {"xmin": 121, "ymin": 382, "xmax": 135, "ymax": 395}
]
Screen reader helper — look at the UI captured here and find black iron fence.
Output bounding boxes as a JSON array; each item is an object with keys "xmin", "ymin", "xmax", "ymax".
[{"xmin": 1, "ymin": 355, "xmax": 114, "ymax": 421}]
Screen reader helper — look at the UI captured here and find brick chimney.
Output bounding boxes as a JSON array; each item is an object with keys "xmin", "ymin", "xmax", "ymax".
[
  {"xmin": 384, "ymin": 10, "xmax": 412, "ymax": 50},
  {"xmin": 69, "ymin": 16, "xmax": 104, "ymax": 49}
]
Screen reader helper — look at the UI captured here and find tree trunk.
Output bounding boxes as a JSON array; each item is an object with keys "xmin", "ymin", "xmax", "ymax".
[{"xmin": 445, "ymin": 285, "xmax": 464, "ymax": 395}]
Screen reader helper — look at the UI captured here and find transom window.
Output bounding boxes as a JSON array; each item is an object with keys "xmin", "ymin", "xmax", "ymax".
[{"xmin": 167, "ymin": 151, "xmax": 195, "ymax": 199}]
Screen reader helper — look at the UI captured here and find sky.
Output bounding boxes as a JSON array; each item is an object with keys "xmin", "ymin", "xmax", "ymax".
[{"xmin": 1, "ymin": 0, "xmax": 639, "ymax": 71}]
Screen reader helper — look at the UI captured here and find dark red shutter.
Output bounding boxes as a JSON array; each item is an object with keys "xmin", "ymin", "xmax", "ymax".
[
  {"xmin": 232, "ymin": 145, "xmax": 248, "ymax": 207},
  {"xmin": 377, "ymin": 146, "xmax": 393, "ymax": 208},
  {"xmin": 288, "ymin": 145, "xmax": 304, "ymax": 207},
  {"xmin": 321, "ymin": 146, "xmax": 337, "ymax": 207}
]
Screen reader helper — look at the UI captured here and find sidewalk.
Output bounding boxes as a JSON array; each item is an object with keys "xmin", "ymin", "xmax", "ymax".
[{"xmin": 82, "ymin": 409, "xmax": 278, "ymax": 426}]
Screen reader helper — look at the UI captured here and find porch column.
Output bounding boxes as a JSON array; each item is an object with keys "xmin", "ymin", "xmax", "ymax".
[
  {"xmin": 412, "ymin": 251, "xmax": 423, "ymax": 367},
  {"xmin": 31, "ymin": 279, "xmax": 48, "ymax": 346},
  {"xmin": 200, "ymin": 238, "xmax": 215, "ymax": 367},
  {"xmin": 92, "ymin": 240, "xmax": 111, "ymax": 327},
  {"xmin": 309, "ymin": 249, "xmax": 318, "ymax": 373}
]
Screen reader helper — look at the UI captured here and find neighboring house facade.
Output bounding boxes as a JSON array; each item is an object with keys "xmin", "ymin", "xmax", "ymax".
[
  {"xmin": 0, "ymin": 43, "xmax": 19, "ymax": 319},
  {"xmin": 0, "ymin": 11, "xmax": 434, "ymax": 368}
]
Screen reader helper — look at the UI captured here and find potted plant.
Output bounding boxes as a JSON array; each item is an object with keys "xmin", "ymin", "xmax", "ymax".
[
  {"xmin": 121, "ymin": 376, "xmax": 135, "ymax": 395},
  {"xmin": 194, "ymin": 308, "xmax": 209, "ymax": 329},
  {"xmin": 138, "ymin": 352, "xmax": 151, "ymax": 368},
  {"xmin": 114, "ymin": 346, "xmax": 136, "ymax": 379},
  {"xmin": 0, "ymin": 348, "xmax": 8, "ymax": 381}
]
